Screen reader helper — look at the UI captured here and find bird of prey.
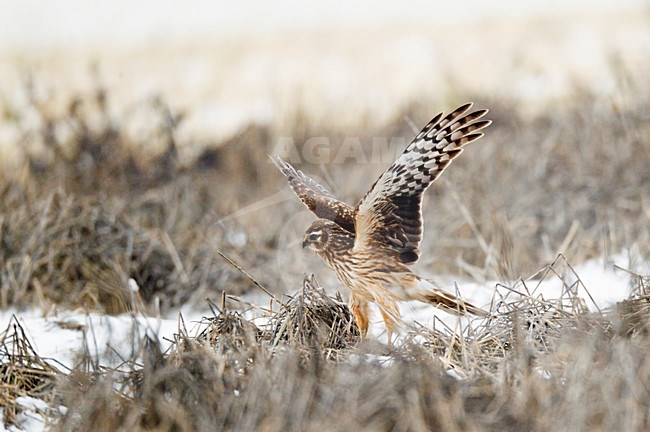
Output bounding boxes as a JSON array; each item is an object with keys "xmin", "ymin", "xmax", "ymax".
[{"xmin": 272, "ymin": 103, "xmax": 490, "ymax": 340}]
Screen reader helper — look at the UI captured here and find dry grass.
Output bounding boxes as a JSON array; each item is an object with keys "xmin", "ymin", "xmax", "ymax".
[
  {"xmin": 0, "ymin": 68, "xmax": 649, "ymax": 312},
  {"xmin": 0, "ymin": 241, "xmax": 647, "ymax": 429},
  {"xmin": 0, "ymin": 266, "xmax": 626, "ymax": 431},
  {"xmin": 270, "ymin": 275, "xmax": 360, "ymax": 357},
  {"xmin": 0, "ymin": 317, "xmax": 61, "ymax": 426},
  {"xmin": 0, "ymin": 59, "xmax": 648, "ymax": 430}
]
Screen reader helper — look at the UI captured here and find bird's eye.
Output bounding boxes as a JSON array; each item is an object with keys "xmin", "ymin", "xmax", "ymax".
[{"xmin": 308, "ymin": 233, "xmax": 320, "ymax": 241}]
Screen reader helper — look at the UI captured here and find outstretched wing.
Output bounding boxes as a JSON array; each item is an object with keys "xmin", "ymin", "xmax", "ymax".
[
  {"xmin": 354, "ymin": 103, "xmax": 490, "ymax": 264},
  {"xmin": 271, "ymin": 155, "xmax": 356, "ymax": 232}
]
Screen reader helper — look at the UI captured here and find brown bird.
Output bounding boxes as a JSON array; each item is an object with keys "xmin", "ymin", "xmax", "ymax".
[{"xmin": 272, "ymin": 103, "xmax": 490, "ymax": 340}]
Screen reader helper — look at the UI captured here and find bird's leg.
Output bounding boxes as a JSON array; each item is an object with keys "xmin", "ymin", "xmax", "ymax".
[
  {"xmin": 375, "ymin": 297, "xmax": 401, "ymax": 346},
  {"xmin": 379, "ymin": 310, "xmax": 399, "ymax": 346},
  {"xmin": 349, "ymin": 295, "xmax": 369, "ymax": 338}
]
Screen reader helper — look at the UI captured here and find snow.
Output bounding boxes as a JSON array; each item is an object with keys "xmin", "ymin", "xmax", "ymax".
[
  {"xmin": 2, "ymin": 254, "xmax": 644, "ymax": 369},
  {"xmin": 369, "ymin": 252, "xmax": 646, "ymax": 340},
  {"xmin": 0, "ymin": 253, "xmax": 647, "ymax": 430},
  {"xmin": 0, "ymin": 397, "xmax": 51, "ymax": 432}
]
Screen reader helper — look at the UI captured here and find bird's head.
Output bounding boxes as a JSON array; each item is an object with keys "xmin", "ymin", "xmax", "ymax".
[
  {"xmin": 302, "ymin": 220, "xmax": 329, "ymax": 252},
  {"xmin": 301, "ymin": 219, "xmax": 354, "ymax": 254}
]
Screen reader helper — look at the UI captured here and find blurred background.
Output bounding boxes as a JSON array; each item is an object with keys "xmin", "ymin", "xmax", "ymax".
[
  {"xmin": 0, "ymin": 0, "xmax": 648, "ymax": 313},
  {"xmin": 2, "ymin": 1, "xmax": 648, "ymax": 144}
]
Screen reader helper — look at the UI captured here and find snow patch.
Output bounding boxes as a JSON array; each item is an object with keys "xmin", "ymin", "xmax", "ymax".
[{"xmin": 0, "ymin": 253, "xmax": 646, "ymax": 430}]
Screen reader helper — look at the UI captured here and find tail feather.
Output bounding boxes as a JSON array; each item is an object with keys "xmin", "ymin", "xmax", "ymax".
[
  {"xmin": 422, "ymin": 292, "xmax": 488, "ymax": 317},
  {"xmin": 408, "ymin": 276, "xmax": 489, "ymax": 317}
]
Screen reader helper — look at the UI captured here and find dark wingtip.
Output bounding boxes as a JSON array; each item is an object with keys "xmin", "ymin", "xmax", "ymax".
[
  {"xmin": 478, "ymin": 119, "xmax": 493, "ymax": 129},
  {"xmin": 416, "ymin": 111, "xmax": 445, "ymax": 140},
  {"xmin": 471, "ymin": 108, "xmax": 489, "ymax": 119},
  {"xmin": 443, "ymin": 102, "xmax": 473, "ymax": 123},
  {"xmin": 399, "ymin": 249, "xmax": 420, "ymax": 264},
  {"xmin": 461, "ymin": 132, "xmax": 485, "ymax": 145}
]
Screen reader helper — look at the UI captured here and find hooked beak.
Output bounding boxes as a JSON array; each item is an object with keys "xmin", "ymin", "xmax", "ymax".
[{"xmin": 301, "ymin": 236, "xmax": 309, "ymax": 249}]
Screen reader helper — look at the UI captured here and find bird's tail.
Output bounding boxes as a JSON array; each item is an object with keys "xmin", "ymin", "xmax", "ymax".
[{"xmin": 406, "ymin": 275, "xmax": 489, "ymax": 317}]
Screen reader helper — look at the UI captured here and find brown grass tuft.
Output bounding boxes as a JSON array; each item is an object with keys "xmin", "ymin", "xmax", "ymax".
[
  {"xmin": 0, "ymin": 316, "xmax": 61, "ymax": 426},
  {"xmin": 270, "ymin": 275, "xmax": 360, "ymax": 356}
]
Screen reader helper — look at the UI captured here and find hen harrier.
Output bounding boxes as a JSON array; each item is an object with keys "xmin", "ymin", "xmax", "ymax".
[{"xmin": 273, "ymin": 103, "xmax": 490, "ymax": 340}]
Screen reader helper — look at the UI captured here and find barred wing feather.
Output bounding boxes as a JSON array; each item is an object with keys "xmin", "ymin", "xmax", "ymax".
[
  {"xmin": 353, "ymin": 103, "xmax": 490, "ymax": 264},
  {"xmin": 271, "ymin": 155, "xmax": 356, "ymax": 233}
]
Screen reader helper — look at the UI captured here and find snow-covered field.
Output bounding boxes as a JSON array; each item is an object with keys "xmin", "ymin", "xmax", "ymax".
[{"xmin": 1, "ymin": 252, "xmax": 646, "ymax": 431}]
